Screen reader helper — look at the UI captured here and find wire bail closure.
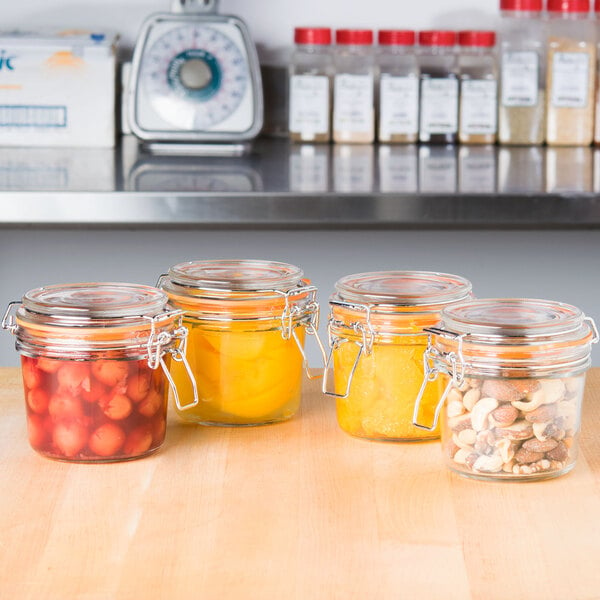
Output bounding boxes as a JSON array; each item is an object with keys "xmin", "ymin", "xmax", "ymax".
[
  {"xmin": 412, "ymin": 328, "xmax": 466, "ymax": 431},
  {"xmin": 145, "ymin": 311, "xmax": 199, "ymax": 412},
  {"xmin": 322, "ymin": 301, "xmax": 375, "ymax": 398},
  {"xmin": 1, "ymin": 301, "xmax": 20, "ymax": 335},
  {"xmin": 273, "ymin": 285, "xmax": 328, "ymax": 380}
]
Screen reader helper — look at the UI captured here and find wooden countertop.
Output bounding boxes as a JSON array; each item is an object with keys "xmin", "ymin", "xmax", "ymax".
[{"xmin": 2, "ymin": 366, "xmax": 600, "ymax": 599}]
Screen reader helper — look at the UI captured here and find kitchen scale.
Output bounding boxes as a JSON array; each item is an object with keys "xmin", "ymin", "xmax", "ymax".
[{"xmin": 127, "ymin": 0, "xmax": 263, "ymax": 155}]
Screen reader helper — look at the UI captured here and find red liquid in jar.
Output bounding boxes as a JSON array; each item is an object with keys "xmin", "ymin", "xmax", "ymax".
[{"xmin": 21, "ymin": 355, "xmax": 168, "ymax": 462}]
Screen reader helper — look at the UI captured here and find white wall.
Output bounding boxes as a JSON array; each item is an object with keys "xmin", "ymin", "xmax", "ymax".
[{"xmin": 4, "ymin": 0, "xmax": 498, "ymax": 60}]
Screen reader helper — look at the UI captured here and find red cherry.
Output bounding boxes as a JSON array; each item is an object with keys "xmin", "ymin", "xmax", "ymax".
[
  {"xmin": 53, "ymin": 420, "xmax": 88, "ymax": 457},
  {"xmin": 123, "ymin": 425, "xmax": 153, "ymax": 457},
  {"xmin": 91, "ymin": 360, "xmax": 129, "ymax": 387},
  {"xmin": 88, "ymin": 423, "xmax": 126, "ymax": 457},
  {"xmin": 27, "ymin": 388, "xmax": 50, "ymax": 414}
]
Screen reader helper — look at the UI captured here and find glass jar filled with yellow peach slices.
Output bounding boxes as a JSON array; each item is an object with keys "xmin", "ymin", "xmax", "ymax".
[
  {"xmin": 159, "ymin": 260, "xmax": 323, "ymax": 426},
  {"xmin": 2, "ymin": 283, "xmax": 197, "ymax": 462},
  {"xmin": 324, "ymin": 271, "xmax": 472, "ymax": 441},
  {"xmin": 413, "ymin": 298, "xmax": 598, "ymax": 481}
]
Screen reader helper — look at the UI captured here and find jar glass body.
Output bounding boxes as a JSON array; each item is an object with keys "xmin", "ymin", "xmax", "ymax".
[
  {"xmin": 7, "ymin": 283, "xmax": 181, "ymax": 463},
  {"xmin": 439, "ymin": 366, "xmax": 587, "ymax": 481},
  {"xmin": 289, "ymin": 44, "xmax": 333, "ymax": 143},
  {"xmin": 498, "ymin": 10, "xmax": 546, "ymax": 145},
  {"xmin": 332, "ymin": 321, "xmax": 445, "ymax": 441},
  {"xmin": 168, "ymin": 314, "xmax": 306, "ymax": 425},
  {"xmin": 333, "ymin": 45, "xmax": 376, "ymax": 143},
  {"xmin": 458, "ymin": 47, "xmax": 498, "ymax": 144},
  {"xmin": 424, "ymin": 298, "xmax": 596, "ymax": 481},
  {"xmin": 328, "ymin": 270, "xmax": 473, "ymax": 442},
  {"xmin": 377, "ymin": 46, "xmax": 420, "ymax": 143},
  {"xmin": 419, "ymin": 48, "xmax": 459, "ymax": 144},
  {"xmin": 546, "ymin": 14, "xmax": 596, "ymax": 146}
]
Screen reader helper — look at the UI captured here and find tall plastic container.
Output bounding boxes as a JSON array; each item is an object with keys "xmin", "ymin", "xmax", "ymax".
[{"xmin": 498, "ymin": 0, "xmax": 546, "ymax": 145}]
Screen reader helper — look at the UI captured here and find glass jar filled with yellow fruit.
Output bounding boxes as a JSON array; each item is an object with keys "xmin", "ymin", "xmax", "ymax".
[
  {"xmin": 159, "ymin": 259, "xmax": 323, "ymax": 426},
  {"xmin": 324, "ymin": 271, "xmax": 472, "ymax": 441}
]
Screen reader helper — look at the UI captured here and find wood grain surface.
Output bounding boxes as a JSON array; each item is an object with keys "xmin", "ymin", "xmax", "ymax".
[{"xmin": 1, "ymin": 366, "xmax": 600, "ymax": 600}]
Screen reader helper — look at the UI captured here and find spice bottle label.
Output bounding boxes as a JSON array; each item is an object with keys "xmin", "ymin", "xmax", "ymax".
[
  {"xmin": 419, "ymin": 78, "xmax": 459, "ymax": 135},
  {"xmin": 333, "ymin": 74, "xmax": 374, "ymax": 134},
  {"xmin": 551, "ymin": 52, "xmax": 590, "ymax": 109},
  {"xmin": 460, "ymin": 80, "xmax": 498, "ymax": 136},
  {"xmin": 379, "ymin": 74, "xmax": 419, "ymax": 138},
  {"xmin": 289, "ymin": 75, "xmax": 330, "ymax": 136},
  {"xmin": 501, "ymin": 51, "xmax": 539, "ymax": 107}
]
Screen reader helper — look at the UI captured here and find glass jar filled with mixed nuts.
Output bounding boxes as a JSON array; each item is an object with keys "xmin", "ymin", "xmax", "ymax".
[
  {"xmin": 2, "ymin": 283, "xmax": 197, "ymax": 462},
  {"xmin": 414, "ymin": 298, "xmax": 598, "ymax": 481},
  {"xmin": 324, "ymin": 271, "xmax": 472, "ymax": 441},
  {"xmin": 159, "ymin": 259, "xmax": 323, "ymax": 426}
]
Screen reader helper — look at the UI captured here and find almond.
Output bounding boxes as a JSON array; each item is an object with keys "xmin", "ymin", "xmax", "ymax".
[
  {"xmin": 525, "ymin": 404, "xmax": 557, "ymax": 423},
  {"xmin": 481, "ymin": 380, "xmax": 523, "ymax": 403},
  {"xmin": 494, "ymin": 419, "xmax": 533, "ymax": 441},
  {"xmin": 522, "ymin": 438, "xmax": 558, "ymax": 453},
  {"xmin": 515, "ymin": 447, "xmax": 545, "ymax": 464},
  {"xmin": 490, "ymin": 405, "xmax": 519, "ymax": 427},
  {"xmin": 546, "ymin": 441, "xmax": 569, "ymax": 462},
  {"xmin": 511, "ymin": 379, "xmax": 541, "ymax": 395}
]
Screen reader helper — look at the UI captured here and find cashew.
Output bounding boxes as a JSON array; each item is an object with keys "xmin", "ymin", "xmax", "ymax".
[
  {"xmin": 502, "ymin": 459, "xmax": 516, "ymax": 473},
  {"xmin": 539, "ymin": 379, "xmax": 566, "ymax": 404},
  {"xmin": 512, "ymin": 389, "xmax": 546, "ymax": 413},
  {"xmin": 470, "ymin": 397, "xmax": 499, "ymax": 432},
  {"xmin": 462, "ymin": 388, "xmax": 481, "ymax": 412},
  {"xmin": 564, "ymin": 377, "xmax": 583, "ymax": 395},
  {"xmin": 495, "ymin": 438, "xmax": 515, "ymax": 464},
  {"xmin": 456, "ymin": 428, "xmax": 477, "ymax": 447},
  {"xmin": 448, "ymin": 413, "xmax": 472, "ymax": 432},
  {"xmin": 453, "ymin": 448, "xmax": 471, "ymax": 465},
  {"xmin": 447, "ymin": 399, "xmax": 466, "ymax": 418},
  {"xmin": 473, "ymin": 454, "xmax": 503, "ymax": 473}
]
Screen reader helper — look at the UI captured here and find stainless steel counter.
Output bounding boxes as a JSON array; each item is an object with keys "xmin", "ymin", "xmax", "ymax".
[{"xmin": 1, "ymin": 137, "xmax": 600, "ymax": 228}]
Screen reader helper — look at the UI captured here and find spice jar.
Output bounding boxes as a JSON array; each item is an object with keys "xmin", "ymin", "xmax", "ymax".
[
  {"xmin": 414, "ymin": 298, "xmax": 598, "ymax": 481},
  {"xmin": 377, "ymin": 30, "xmax": 419, "ymax": 144},
  {"xmin": 498, "ymin": 0, "xmax": 546, "ymax": 146},
  {"xmin": 458, "ymin": 31, "xmax": 499, "ymax": 145},
  {"xmin": 594, "ymin": 0, "xmax": 600, "ymax": 145},
  {"xmin": 159, "ymin": 259, "xmax": 323, "ymax": 426},
  {"xmin": 333, "ymin": 29, "xmax": 375, "ymax": 144},
  {"xmin": 418, "ymin": 30, "xmax": 459, "ymax": 144},
  {"xmin": 289, "ymin": 27, "xmax": 333, "ymax": 143},
  {"xmin": 324, "ymin": 271, "xmax": 472, "ymax": 441},
  {"xmin": 1, "ymin": 283, "xmax": 197, "ymax": 462},
  {"xmin": 546, "ymin": 0, "xmax": 596, "ymax": 147}
]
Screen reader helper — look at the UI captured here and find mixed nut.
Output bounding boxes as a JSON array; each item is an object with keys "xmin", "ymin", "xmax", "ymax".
[{"xmin": 442, "ymin": 375, "xmax": 583, "ymax": 478}]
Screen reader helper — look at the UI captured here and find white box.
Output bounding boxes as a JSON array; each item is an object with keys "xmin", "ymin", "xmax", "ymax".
[{"xmin": 0, "ymin": 30, "xmax": 118, "ymax": 147}]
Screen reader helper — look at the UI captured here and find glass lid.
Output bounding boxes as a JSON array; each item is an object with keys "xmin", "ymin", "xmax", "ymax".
[
  {"xmin": 441, "ymin": 298, "xmax": 587, "ymax": 339},
  {"xmin": 167, "ymin": 259, "xmax": 304, "ymax": 292},
  {"xmin": 22, "ymin": 283, "xmax": 168, "ymax": 319},
  {"xmin": 334, "ymin": 271, "xmax": 472, "ymax": 306}
]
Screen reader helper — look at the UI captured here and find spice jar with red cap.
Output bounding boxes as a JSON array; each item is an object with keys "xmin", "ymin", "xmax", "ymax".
[
  {"xmin": 377, "ymin": 30, "xmax": 419, "ymax": 144},
  {"xmin": 458, "ymin": 30, "xmax": 498, "ymax": 145},
  {"xmin": 289, "ymin": 27, "xmax": 333, "ymax": 143},
  {"xmin": 333, "ymin": 29, "xmax": 376, "ymax": 144},
  {"xmin": 498, "ymin": 0, "xmax": 546, "ymax": 145},
  {"xmin": 418, "ymin": 30, "xmax": 459, "ymax": 144},
  {"xmin": 546, "ymin": 0, "xmax": 596, "ymax": 147}
]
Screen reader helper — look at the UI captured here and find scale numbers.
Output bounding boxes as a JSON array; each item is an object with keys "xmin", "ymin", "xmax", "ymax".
[{"xmin": 140, "ymin": 24, "xmax": 249, "ymax": 130}]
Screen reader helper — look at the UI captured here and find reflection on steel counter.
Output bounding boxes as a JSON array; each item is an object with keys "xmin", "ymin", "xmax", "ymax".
[
  {"xmin": 458, "ymin": 146, "xmax": 497, "ymax": 194},
  {"xmin": 546, "ymin": 147, "xmax": 593, "ymax": 194},
  {"xmin": 498, "ymin": 147, "xmax": 544, "ymax": 194},
  {"xmin": 333, "ymin": 144, "xmax": 375, "ymax": 192},
  {"xmin": 378, "ymin": 145, "xmax": 418, "ymax": 193},
  {"xmin": 418, "ymin": 145, "xmax": 458, "ymax": 193},
  {"xmin": 289, "ymin": 144, "xmax": 331, "ymax": 193},
  {"xmin": 0, "ymin": 147, "xmax": 115, "ymax": 191}
]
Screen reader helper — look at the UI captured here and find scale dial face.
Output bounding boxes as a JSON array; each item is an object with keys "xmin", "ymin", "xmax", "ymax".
[{"xmin": 130, "ymin": 15, "xmax": 263, "ymax": 141}]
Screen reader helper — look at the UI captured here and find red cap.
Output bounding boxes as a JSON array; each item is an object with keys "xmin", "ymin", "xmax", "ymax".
[
  {"xmin": 458, "ymin": 30, "xmax": 497, "ymax": 47},
  {"xmin": 418, "ymin": 31, "xmax": 457, "ymax": 47},
  {"xmin": 378, "ymin": 30, "xmax": 416, "ymax": 46},
  {"xmin": 596, "ymin": 0, "xmax": 600, "ymax": 10},
  {"xmin": 336, "ymin": 29, "xmax": 374, "ymax": 45},
  {"xmin": 294, "ymin": 27, "xmax": 332, "ymax": 45},
  {"xmin": 500, "ymin": 0, "xmax": 543, "ymax": 10},
  {"xmin": 548, "ymin": 0, "xmax": 590, "ymax": 11}
]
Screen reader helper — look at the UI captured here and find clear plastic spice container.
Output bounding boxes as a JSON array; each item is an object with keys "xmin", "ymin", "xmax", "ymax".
[
  {"xmin": 498, "ymin": 0, "xmax": 546, "ymax": 146},
  {"xmin": 594, "ymin": 0, "xmax": 600, "ymax": 145},
  {"xmin": 414, "ymin": 298, "xmax": 598, "ymax": 481},
  {"xmin": 159, "ymin": 259, "xmax": 323, "ymax": 426},
  {"xmin": 418, "ymin": 30, "xmax": 459, "ymax": 144},
  {"xmin": 333, "ymin": 29, "xmax": 375, "ymax": 144},
  {"xmin": 323, "ymin": 271, "xmax": 472, "ymax": 441},
  {"xmin": 546, "ymin": 0, "xmax": 596, "ymax": 147},
  {"xmin": 1, "ymin": 283, "xmax": 197, "ymax": 462},
  {"xmin": 458, "ymin": 30, "xmax": 499, "ymax": 145},
  {"xmin": 377, "ymin": 30, "xmax": 419, "ymax": 144},
  {"xmin": 289, "ymin": 27, "xmax": 333, "ymax": 143}
]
